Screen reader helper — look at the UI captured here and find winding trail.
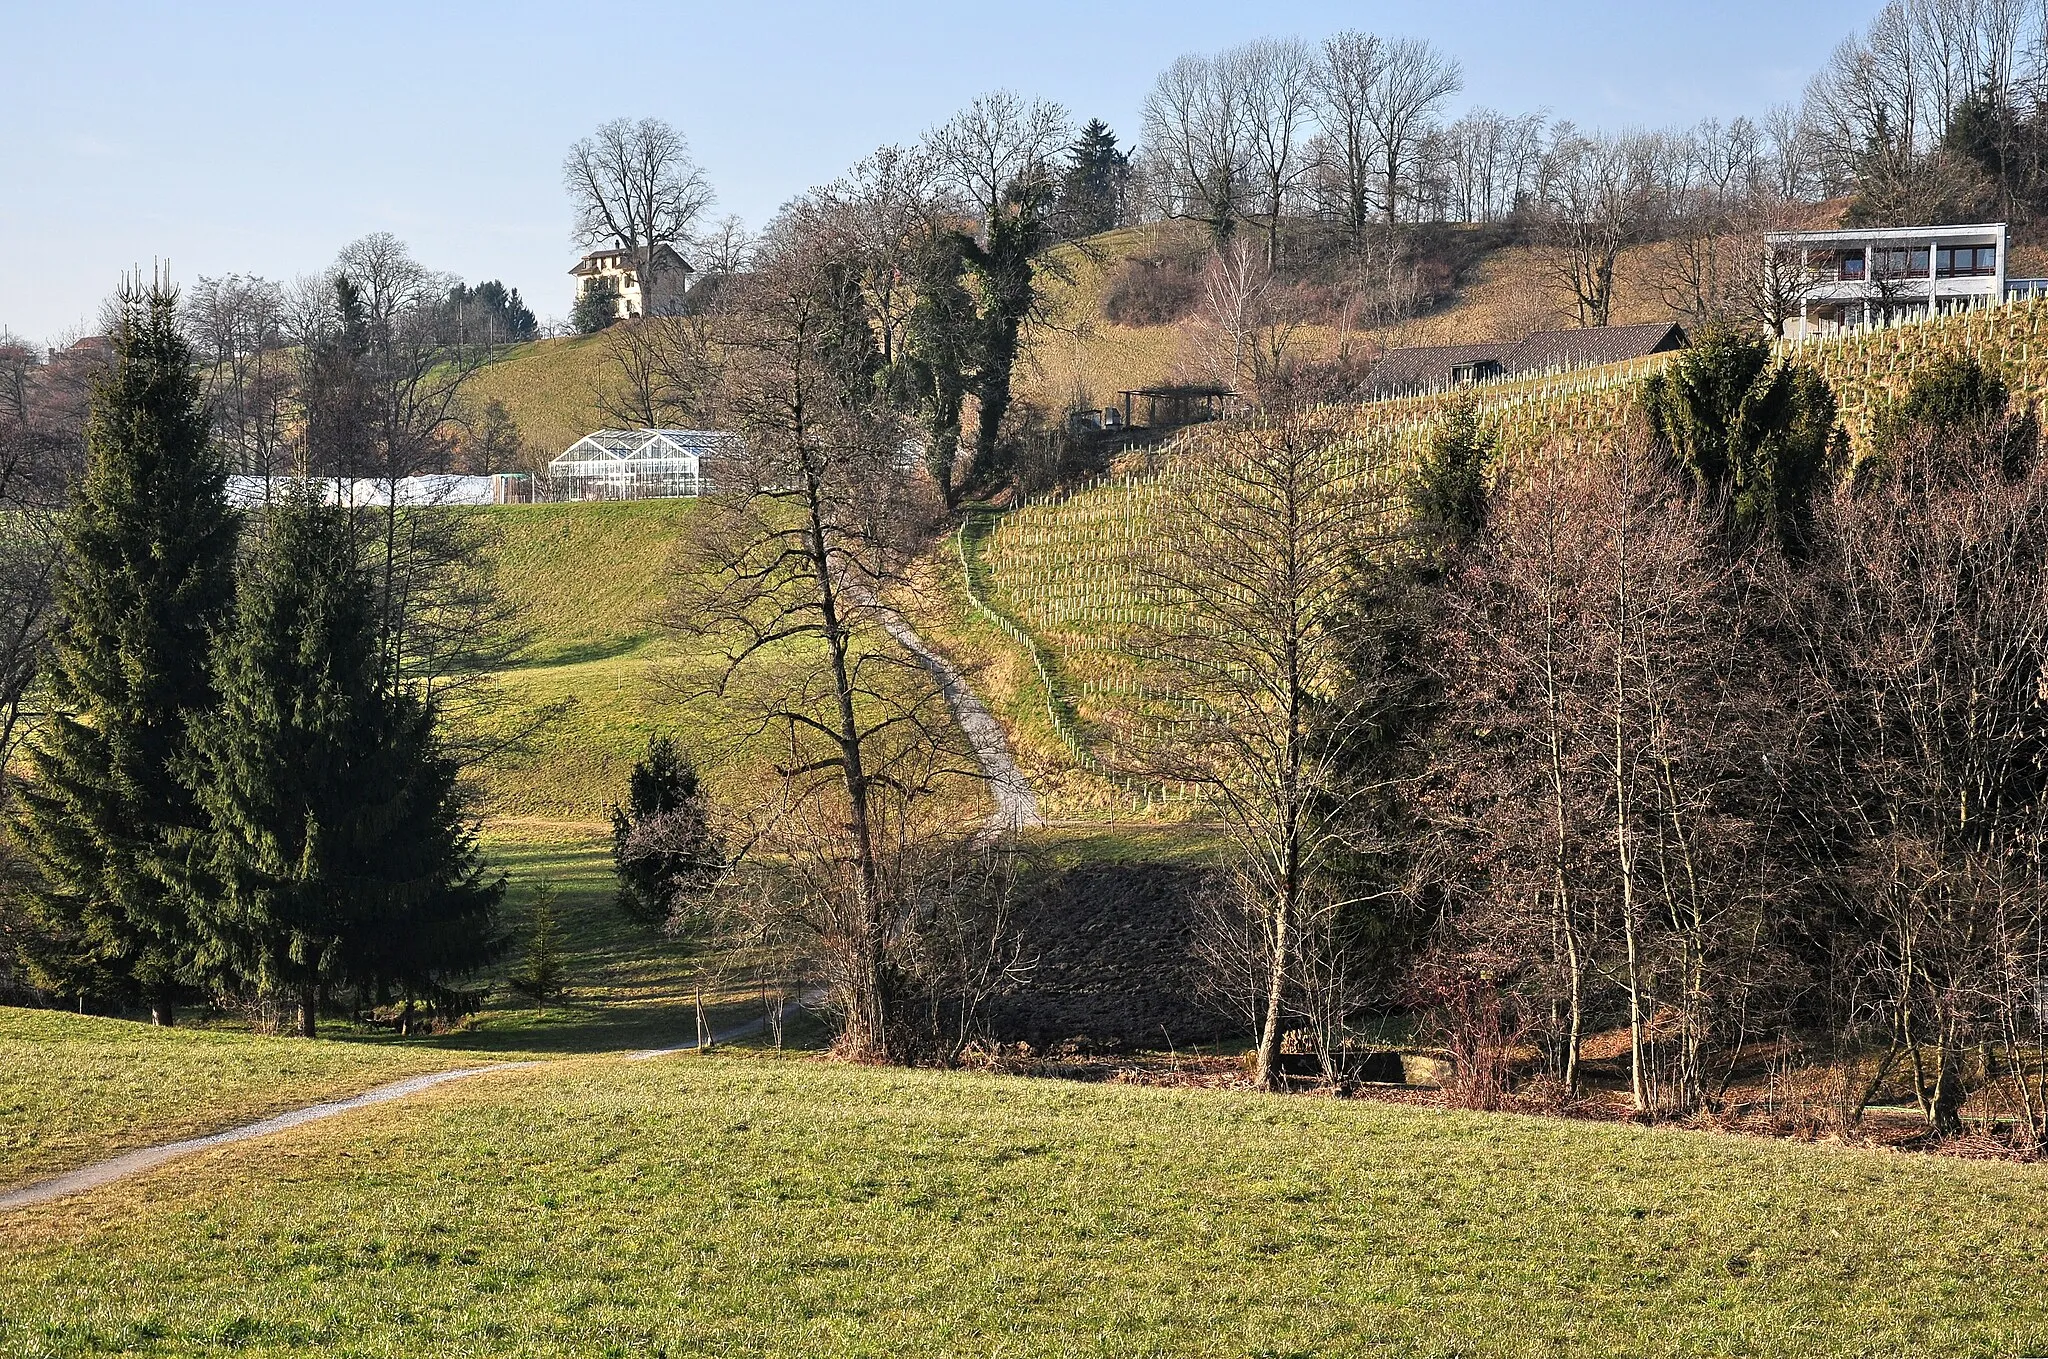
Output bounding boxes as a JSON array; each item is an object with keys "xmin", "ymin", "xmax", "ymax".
[
  {"xmin": 877, "ymin": 608, "xmax": 1043, "ymax": 832},
  {"xmin": 2, "ymin": 1006, "xmax": 796, "ymax": 1214},
  {"xmin": 0, "ymin": 1065, "xmax": 529, "ymax": 1213}
]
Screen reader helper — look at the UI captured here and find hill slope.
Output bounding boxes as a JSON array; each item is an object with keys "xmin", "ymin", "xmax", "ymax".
[{"xmin": 471, "ymin": 500, "xmax": 695, "ymax": 822}]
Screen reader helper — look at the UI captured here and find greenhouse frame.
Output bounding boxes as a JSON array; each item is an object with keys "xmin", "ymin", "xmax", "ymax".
[{"xmin": 545, "ymin": 429, "xmax": 738, "ymax": 500}]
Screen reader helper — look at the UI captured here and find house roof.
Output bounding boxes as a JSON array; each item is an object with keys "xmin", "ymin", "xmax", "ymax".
[
  {"xmin": 1765, "ymin": 222, "xmax": 2007, "ymax": 246},
  {"xmin": 1366, "ymin": 322, "xmax": 1688, "ymax": 397},
  {"xmin": 569, "ymin": 242, "xmax": 694, "ymax": 277},
  {"xmin": 1361, "ymin": 342, "xmax": 1504, "ymax": 396}
]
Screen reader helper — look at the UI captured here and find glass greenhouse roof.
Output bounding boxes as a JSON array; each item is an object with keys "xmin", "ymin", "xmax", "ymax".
[{"xmin": 549, "ymin": 429, "xmax": 739, "ymax": 467}]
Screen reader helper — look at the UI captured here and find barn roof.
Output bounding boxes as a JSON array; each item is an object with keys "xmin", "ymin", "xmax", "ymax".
[{"xmin": 1366, "ymin": 322, "xmax": 1689, "ymax": 397}]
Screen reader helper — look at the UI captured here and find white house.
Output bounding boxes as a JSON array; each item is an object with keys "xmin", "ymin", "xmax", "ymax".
[
  {"xmin": 1765, "ymin": 222, "xmax": 2010, "ymax": 337},
  {"xmin": 569, "ymin": 243, "xmax": 693, "ymax": 321}
]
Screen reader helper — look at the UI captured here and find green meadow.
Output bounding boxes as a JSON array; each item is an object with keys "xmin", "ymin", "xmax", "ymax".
[{"xmin": 5, "ymin": 499, "xmax": 2045, "ymax": 1359}]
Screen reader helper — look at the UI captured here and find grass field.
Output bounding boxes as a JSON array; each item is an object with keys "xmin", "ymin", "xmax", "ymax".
[
  {"xmin": 0, "ymin": 1009, "xmax": 456, "ymax": 1189},
  {"xmin": 4, "ymin": 1052, "xmax": 2046, "ymax": 1357},
  {"xmin": 473, "ymin": 499, "xmax": 697, "ymax": 821},
  {"xmin": 462, "ymin": 335, "xmax": 614, "ymax": 466},
  {"xmin": 0, "ymin": 825, "xmax": 765, "ymax": 1194}
]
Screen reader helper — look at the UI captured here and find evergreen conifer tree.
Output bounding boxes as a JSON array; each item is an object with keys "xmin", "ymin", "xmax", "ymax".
[
  {"xmin": 13, "ymin": 282, "xmax": 237, "ymax": 1023},
  {"xmin": 1642, "ymin": 328, "xmax": 1839, "ymax": 553},
  {"xmin": 184, "ymin": 490, "xmax": 503, "ymax": 1036},
  {"xmin": 1058, "ymin": 119, "xmax": 1131, "ymax": 238},
  {"xmin": 610, "ymin": 734, "xmax": 723, "ymax": 928},
  {"xmin": 508, "ymin": 887, "xmax": 567, "ymax": 1011}
]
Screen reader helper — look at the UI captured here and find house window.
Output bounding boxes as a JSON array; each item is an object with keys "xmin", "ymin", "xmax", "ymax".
[
  {"xmin": 1937, "ymin": 246, "xmax": 1999, "ymax": 277},
  {"xmin": 1839, "ymin": 254, "xmax": 1865, "ymax": 280},
  {"xmin": 1451, "ymin": 359, "xmax": 1503, "ymax": 385}
]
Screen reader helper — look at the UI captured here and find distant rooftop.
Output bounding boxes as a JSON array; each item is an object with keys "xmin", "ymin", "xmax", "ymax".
[
  {"xmin": 1367, "ymin": 321, "xmax": 1689, "ymax": 398},
  {"xmin": 1766, "ymin": 222, "xmax": 2007, "ymax": 244}
]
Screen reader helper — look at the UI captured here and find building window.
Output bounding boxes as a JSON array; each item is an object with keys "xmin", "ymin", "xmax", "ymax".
[
  {"xmin": 1451, "ymin": 359, "xmax": 1502, "ymax": 385},
  {"xmin": 1839, "ymin": 254, "xmax": 1865, "ymax": 280},
  {"xmin": 1936, "ymin": 246, "xmax": 1999, "ymax": 277}
]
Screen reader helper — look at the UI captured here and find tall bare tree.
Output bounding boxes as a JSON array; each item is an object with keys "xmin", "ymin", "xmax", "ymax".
[
  {"xmin": 564, "ymin": 117, "xmax": 717, "ymax": 316},
  {"xmin": 1787, "ymin": 395, "xmax": 2048, "ymax": 1135},
  {"xmin": 1360, "ymin": 37, "xmax": 1463, "ymax": 226},
  {"xmin": 1237, "ymin": 36, "xmax": 1318, "ymax": 269},
  {"xmin": 669, "ymin": 219, "xmax": 981, "ymax": 1060},
  {"xmin": 1122, "ymin": 414, "xmax": 1403, "ymax": 1090},
  {"xmin": 1537, "ymin": 129, "xmax": 1656, "ymax": 327},
  {"xmin": 1143, "ymin": 51, "xmax": 1251, "ymax": 243},
  {"xmin": 184, "ymin": 275, "xmax": 293, "ymax": 479},
  {"xmin": 927, "ymin": 90, "xmax": 1069, "ymax": 241},
  {"xmin": 1309, "ymin": 30, "xmax": 1389, "ymax": 251}
]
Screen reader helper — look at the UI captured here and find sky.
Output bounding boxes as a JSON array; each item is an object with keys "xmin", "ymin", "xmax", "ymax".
[{"xmin": 0, "ymin": 0, "xmax": 1881, "ymax": 346}]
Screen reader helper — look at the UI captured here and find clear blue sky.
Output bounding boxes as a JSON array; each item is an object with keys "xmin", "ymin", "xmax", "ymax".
[{"xmin": 1, "ymin": 0, "xmax": 1878, "ymax": 345}]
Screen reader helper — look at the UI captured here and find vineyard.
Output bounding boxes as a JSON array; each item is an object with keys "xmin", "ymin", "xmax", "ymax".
[{"xmin": 975, "ymin": 298, "xmax": 2048, "ymax": 804}]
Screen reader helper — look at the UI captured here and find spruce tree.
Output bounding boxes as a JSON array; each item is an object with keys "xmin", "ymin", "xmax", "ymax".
[
  {"xmin": 185, "ymin": 490, "xmax": 502, "ymax": 1036},
  {"xmin": 1058, "ymin": 119, "xmax": 1131, "ymax": 239},
  {"xmin": 13, "ymin": 282, "xmax": 236, "ymax": 1024},
  {"xmin": 508, "ymin": 887, "xmax": 567, "ymax": 1011},
  {"xmin": 610, "ymin": 734, "xmax": 723, "ymax": 928},
  {"xmin": 1642, "ymin": 328, "xmax": 1839, "ymax": 553}
]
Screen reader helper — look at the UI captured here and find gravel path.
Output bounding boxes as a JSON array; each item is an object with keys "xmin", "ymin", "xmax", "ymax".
[
  {"xmin": 0, "ymin": 1065, "xmax": 530, "ymax": 1213},
  {"xmin": 877, "ymin": 608, "xmax": 1043, "ymax": 832},
  {"xmin": 3, "ymin": 1006, "xmax": 803, "ymax": 1214}
]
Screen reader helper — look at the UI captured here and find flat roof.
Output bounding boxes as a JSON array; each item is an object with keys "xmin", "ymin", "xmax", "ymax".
[{"xmin": 1765, "ymin": 222, "xmax": 2006, "ymax": 244}]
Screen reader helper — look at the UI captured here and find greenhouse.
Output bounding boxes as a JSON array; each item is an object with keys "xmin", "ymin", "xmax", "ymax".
[{"xmin": 545, "ymin": 428, "xmax": 738, "ymax": 500}]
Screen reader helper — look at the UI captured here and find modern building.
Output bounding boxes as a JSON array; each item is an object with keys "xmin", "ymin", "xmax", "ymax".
[
  {"xmin": 546, "ymin": 429, "xmax": 738, "ymax": 500},
  {"xmin": 1366, "ymin": 321, "xmax": 1689, "ymax": 398},
  {"xmin": 1764, "ymin": 223, "xmax": 2011, "ymax": 337},
  {"xmin": 569, "ymin": 243, "xmax": 694, "ymax": 321}
]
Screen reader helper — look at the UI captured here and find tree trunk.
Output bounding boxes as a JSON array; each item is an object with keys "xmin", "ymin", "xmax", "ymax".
[
  {"xmin": 1253, "ymin": 879, "xmax": 1296, "ymax": 1091},
  {"xmin": 299, "ymin": 982, "xmax": 318, "ymax": 1039},
  {"xmin": 150, "ymin": 987, "xmax": 176, "ymax": 1028}
]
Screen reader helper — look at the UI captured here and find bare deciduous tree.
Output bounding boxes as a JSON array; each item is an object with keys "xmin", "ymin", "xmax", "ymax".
[
  {"xmin": 1142, "ymin": 51, "xmax": 1252, "ymax": 244},
  {"xmin": 1360, "ymin": 36, "xmax": 1463, "ymax": 226},
  {"xmin": 564, "ymin": 117, "xmax": 717, "ymax": 315},
  {"xmin": 1537, "ymin": 129, "xmax": 1656, "ymax": 328},
  {"xmin": 1788, "ymin": 412, "xmax": 2048, "ymax": 1136},
  {"xmin": 184, "ymin": 275, "xmax": 293, "ymax": 479},
  {"xmin": 927, "ymin": 90, "xmax": 1069, "ymax": 239},
  {"xmin": 1237, "ymin": 36, "xmax": 1318, "ymax": 270},
  {"xmin": 1121, "ymin": 414, "xmax": 1403, "ymax": 1090},
  {"xmin": 1309, "ymin": 30, "xmax": 1389, "ymax": 252},
  {"xmin": 669, "ymin": 221, "xmax": 987, "ymax": 1060}
]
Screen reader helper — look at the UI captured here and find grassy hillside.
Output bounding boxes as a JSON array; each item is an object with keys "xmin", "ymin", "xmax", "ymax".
[
  {"xmin": 473, "ymin": 500, "xmax": 695, "ymax": 822},
  {"xmin": 463, "ymin": 334, "xmax": 613, "ymax": 465},
  {"xmin": 5, "ymin": 1051, "xmax": 2046, "ymax": 1356},
  {"xmin": 1014, "ymin": 223, "xmax": 1696, "ymax": 415}
]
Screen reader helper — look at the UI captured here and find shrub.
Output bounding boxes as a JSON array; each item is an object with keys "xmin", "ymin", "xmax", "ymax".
[{"xmin": 1103, "ymin": 256, "xmax": 1202, "ymax": 326}]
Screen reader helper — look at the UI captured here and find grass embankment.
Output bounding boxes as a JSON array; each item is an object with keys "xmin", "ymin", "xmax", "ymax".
[
  {"xmin": 475, "ymin": 499, "xmax": 699, "ymax": 823},
  {"xmin": 5, "ymin": 1053, "xmax": 2046, "ymax": 1357},
  {"xmin": 0, "ymin": 1010, "xmax": 458, "ymax": 1190},
  {"xmin": 462, "ymin": 334, "xmax": 614, "ymax": 466}
]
